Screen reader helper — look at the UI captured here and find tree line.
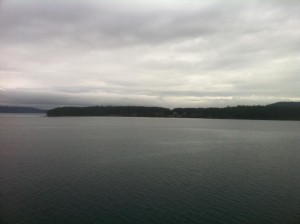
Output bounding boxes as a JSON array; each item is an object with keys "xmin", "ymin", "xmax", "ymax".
[{"xmin": 47, "ymin": 102, "xmax": 300, "ymax": 120}]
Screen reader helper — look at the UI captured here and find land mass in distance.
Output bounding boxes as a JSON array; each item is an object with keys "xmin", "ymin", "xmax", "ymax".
[
  {"xmin": 0, "ymin": 106, "xmax": 46, "ymax": 113},
  {"xmin": 46, "ymin": 102, "xmax": 300, "ymax": 121}
]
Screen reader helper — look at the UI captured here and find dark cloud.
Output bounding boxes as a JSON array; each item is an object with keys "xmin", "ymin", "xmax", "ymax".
[{"xmin": 0, "ymin": 0, "xmax": 300, "ymax": 108}]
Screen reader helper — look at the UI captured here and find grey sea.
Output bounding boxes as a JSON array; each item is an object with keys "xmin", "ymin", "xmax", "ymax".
[{"xmin": 1, "ymin": 114, "xmax": 300, "ymax": 224}]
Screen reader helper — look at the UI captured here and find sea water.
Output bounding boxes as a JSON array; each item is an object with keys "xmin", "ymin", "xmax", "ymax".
[{"xmin": 1, "ymin": 115, "xmax": 300, "ymax": 224}]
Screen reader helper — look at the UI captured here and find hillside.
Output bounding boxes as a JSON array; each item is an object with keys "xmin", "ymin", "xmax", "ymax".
[{"xmin": 267, "ymin": 102, "xmax": 300, "ymax": 108}]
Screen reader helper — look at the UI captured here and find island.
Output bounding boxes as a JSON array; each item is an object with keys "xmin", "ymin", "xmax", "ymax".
[{"xmin": 46, "ymin": 102, "xmax": 300, "ymax": 121}]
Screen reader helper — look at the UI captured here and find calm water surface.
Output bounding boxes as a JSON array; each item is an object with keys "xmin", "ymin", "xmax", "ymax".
[{"xmin": 1, "ymin": 115, "xmax": 300, "ymax": 224}]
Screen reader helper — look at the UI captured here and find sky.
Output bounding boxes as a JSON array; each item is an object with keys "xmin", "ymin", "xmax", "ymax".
[{"xmin": 0, "ymin": 0, "xmax": 300, "ymax": 109}]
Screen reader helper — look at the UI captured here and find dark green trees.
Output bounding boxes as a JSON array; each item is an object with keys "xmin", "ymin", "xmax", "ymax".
[{"xmin": 47, "ymin": 102, "xmax": 300, "ymax": 120}]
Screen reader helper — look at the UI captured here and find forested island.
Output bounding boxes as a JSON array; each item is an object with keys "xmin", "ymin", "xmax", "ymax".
[{"xmin": 47, "ymin": 102, "xmax": 300, "ymax": 120}]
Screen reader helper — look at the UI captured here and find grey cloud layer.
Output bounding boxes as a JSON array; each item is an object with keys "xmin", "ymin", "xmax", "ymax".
[{"xmin": 0, "ymin": 0, "xmax": 300, "ymax": 108}]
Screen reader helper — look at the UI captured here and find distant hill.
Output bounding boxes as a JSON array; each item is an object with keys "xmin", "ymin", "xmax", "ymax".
[
  {"xmin": 267, "ymin": 102, "xmax": 300, "ymax": 108},
  {"xmin": 0, "ymin": 106, "xmax": 47, "ymax": 113},
  {"xmin": 172, "ymin": 104, "xmax": 300, "ymax": 121},
  {"xmin": 47, "ymin": 106, "xmax": 171, "ymax": 117},
  {"xmin": 47, "ymin": 102, "xmax": 300, "ymax": 120}
]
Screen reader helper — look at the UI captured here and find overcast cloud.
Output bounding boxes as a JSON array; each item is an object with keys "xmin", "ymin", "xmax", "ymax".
[{"xmin": 1, "ymin": 0, "xmax": 300, "ymax": 109}]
